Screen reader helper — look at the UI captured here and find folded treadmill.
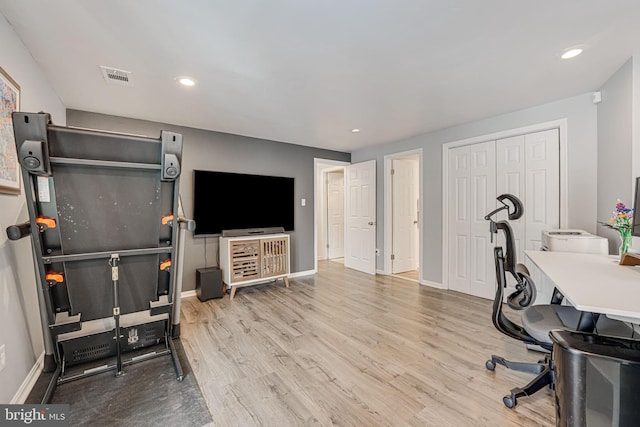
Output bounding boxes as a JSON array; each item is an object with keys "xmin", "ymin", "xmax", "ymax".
[{"xmin": 9, "ymin": 112, "xmax": 186, "ymax": 401}]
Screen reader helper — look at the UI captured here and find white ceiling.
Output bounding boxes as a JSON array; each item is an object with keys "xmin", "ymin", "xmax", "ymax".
[{"xmin": 1, "ymin": 1, "xmax": 640, "ymax": 152}]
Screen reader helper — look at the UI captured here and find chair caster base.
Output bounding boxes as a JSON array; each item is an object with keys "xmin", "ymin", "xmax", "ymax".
[
  {"xmin": 503, "ymin": 394, "xmax": 517, "ymax": 408},
  {"xmin": 487, "ymin": 353, "xmax": 553, "ymax": 408}
]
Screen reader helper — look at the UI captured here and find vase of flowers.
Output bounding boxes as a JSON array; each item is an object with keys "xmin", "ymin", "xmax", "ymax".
[{"xmin": 609, "ymin": 199, "xmax": 633, "ymax": 258}]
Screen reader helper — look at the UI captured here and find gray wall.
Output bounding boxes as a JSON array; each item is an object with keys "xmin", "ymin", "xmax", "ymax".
[
  {"xmin": 0, "ymin": 15, "xmax": 66, "ymax": 402},
  {"xmin": 66, "ymin": 110, "xmax": 350, "ymax": 291},
  {"xmin": 352, "ymin": 93, "xmax": 599, "ymax": 284},
  {"xmin": 597, "ymin": 58, "xmax": 633, "ymax": 253}
]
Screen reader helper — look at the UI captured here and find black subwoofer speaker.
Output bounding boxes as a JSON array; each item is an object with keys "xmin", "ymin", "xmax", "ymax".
[{"xmin": 196, "ymin": 267, "xmax": 224, "ymax": 301}]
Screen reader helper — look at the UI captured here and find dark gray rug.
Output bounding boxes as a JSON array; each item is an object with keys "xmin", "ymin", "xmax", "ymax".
[{"xmin": 27, "ymin": 340, "xmax": 212, "ymax": 426}]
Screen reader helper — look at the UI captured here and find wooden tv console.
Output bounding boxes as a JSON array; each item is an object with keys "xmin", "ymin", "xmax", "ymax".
[{"xmin": 219, "ymin": 233, "xmax": 290, "ymax": 300}]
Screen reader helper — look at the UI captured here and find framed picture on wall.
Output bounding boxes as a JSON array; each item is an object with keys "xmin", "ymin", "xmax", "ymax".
[{"xmin": 0, "ymin": 66, "xmax": 20, "ymax": 195}]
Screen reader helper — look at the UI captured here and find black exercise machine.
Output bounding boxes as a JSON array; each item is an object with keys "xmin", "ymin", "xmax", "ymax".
[{"xmin": 6, "ymin": 112, "xmax": 193, "ymax": 402}]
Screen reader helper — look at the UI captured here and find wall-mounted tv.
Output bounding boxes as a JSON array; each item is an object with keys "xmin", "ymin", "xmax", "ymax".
[{"xmin": 193, "ymin": 170, "xmax": 295, "ymax": 236}]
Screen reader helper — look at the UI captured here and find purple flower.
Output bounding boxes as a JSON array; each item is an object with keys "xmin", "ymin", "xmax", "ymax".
[{"xmin": 610, "ymin": 199, "xmax": 634, "ymax": 229}]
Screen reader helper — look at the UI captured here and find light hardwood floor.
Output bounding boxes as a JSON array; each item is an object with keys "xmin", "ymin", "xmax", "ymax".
[
  {"xmin": 180, "ymin": 260, "xmax": 554, "ymax": 426},
  {"xmin": 394, "ymin": 269, "xmax": 420, "ymax": 282}
]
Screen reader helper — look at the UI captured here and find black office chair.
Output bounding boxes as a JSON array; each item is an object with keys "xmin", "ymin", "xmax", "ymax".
[{"xmin": 484, "ymin": 194, "xmax": 633, "ymax": 408}]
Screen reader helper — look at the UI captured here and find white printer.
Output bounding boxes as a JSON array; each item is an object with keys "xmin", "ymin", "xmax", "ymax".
[
  {"xmin": 541, "ymin": 229, "xmax": 608, "ymax": 255},
  {"xmin": 529, "ymin": 229, "xmax": 609, "ymax": 306}
]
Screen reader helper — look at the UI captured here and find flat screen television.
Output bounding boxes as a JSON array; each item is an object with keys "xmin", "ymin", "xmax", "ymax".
[{"xmin": 193, "ymin": 170, "xmax": 294, "ymax": 236}]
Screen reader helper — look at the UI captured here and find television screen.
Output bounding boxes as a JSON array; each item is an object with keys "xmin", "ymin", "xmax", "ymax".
[{"xmin": 193, "ymin": 170, "xmax": 294, "ymax": 236}]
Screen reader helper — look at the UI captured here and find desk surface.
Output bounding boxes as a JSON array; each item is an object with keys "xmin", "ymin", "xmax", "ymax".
[{"xmin": 525, "ymin": 250, "xmax": 640, "ymax": 324}]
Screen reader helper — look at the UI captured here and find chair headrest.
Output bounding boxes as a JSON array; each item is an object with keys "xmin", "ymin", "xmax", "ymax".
[{"xmin": 496, "ymin": 194, "xmax": 523, "ymax": 220}]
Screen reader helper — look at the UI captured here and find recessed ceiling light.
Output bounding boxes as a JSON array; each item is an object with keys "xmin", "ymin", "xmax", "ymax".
[
  {"xmin": 561, "ymin": 48, "xmax": 583, "ymax": 60},
  {"xmin": 176, "ymin": 76, "xmax": 196, "ymax": 86},
  {"xmin": 351, "ymin": 128, "xmax": 360, "ymax": 133}
]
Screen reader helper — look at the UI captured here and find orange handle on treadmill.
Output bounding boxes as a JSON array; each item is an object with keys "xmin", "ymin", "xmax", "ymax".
[
  {"xmin": 160, "ymin": 259, "xmax": 172, "ymax": 271},
  {"xmin": 45, "ymin": 272, "xmax": 64, "ymax": 284},
  {"xmin": 36, "ymin": 216, "xmax": 57, "ymax": 230},
  {"xmin": 161, "ymin": 214, "xmax": 174, "ymax": 225}
]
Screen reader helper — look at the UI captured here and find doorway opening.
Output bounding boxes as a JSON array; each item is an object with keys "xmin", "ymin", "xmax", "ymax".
[
  {"xmin": 314, "ymin": 159, "xmax": 349, "ymax": 272},
  {"xmin": 384, "ymin": 149, "xmax": 423, "ymax": 282}
]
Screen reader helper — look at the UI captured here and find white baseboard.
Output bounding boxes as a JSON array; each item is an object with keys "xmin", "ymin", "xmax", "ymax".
[
  {"xmin": 181, "ymin": 290, "xmax": 197, "ymax": 299},
  {"xmin": 12, "ymin": 352, "xmax": 44, "ymax": 404},
  {"xmin": 289, "ymin": 269, "xmax": 316, "ymax": 278},
  {"xmin": 420, "ymin": 280, "xmax": 446, "ymax": 289}
]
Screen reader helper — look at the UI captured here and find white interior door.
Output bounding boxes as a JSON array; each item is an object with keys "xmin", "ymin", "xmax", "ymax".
[
  {"xmin": 447, "ymin": 127, "xmax": 561, "ymax": 300},
  {"xmin": 496, "ymin": 135, "xmax": 526, "ymax": 287},
  {"xmin": 345, "ymin": 160, "xmax": 376, "ymax": 274},
  {"xmin": 525, "ymin": 129, "xmax": 560, "ymax": 251},
  {"xmin": 469, "ymin": 142, "xmax": 496, "ymax": 299},
  {"xmin": 327, "ymin": 171, "xmax": 344, "ymax": 259},
  {"xmin": 316, "ymin": 169, "xmax": 328, "ymax": 260},
  {"xmin": 496, "ymin": 129, "xmax": 559, "ymax": 254},
  {"xmin": 448, "ymin": 142, "xmax": 496, "ymax": 298},
  {"xmin": 392, "ymin": 158, "xmax": 419, "ymax": 273},
  {"xmin": 448, "ymin": 145, "xmax": 471, "ymax": 294},
  {"xmin": 496, "ymin": 129, "xmax": 559, "ymax": 302}
]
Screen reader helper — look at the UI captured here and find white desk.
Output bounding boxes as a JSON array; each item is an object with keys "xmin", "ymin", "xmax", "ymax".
[{"xmin": 524, "ymin": 250, "xmax": 640, "ymax": 324}]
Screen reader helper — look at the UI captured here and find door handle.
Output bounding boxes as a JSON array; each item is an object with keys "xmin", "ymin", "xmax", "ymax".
[
  {"xmin": 368, "ymin": 221, "xmax": 375, "ymax": 226},
  {"xmin": 413, "ymin": 220, "xmax": 418, "ymax": 224}
]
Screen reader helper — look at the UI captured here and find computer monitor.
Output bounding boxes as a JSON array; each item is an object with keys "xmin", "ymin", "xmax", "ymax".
[{"xmin": 633, "ymin": 177, "xmax": 640, "ymax": 237}]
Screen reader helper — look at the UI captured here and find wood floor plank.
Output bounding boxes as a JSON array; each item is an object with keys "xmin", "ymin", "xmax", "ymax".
[{"xmin": 181, "ymin": 260, "xmax": 555, "ymax": 426}]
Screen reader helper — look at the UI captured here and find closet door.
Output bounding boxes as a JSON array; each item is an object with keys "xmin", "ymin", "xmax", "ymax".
[
  {"xmin": 448, "ymin": 141, "xmax": 496, "ymax": 298},
  {"xmin": 497, "ymin": 130, "xmax": 559, "ymax": 255},
  {"xmin": 447, "ymin": 128, "xmax": 559, "ymax": 300},
  {"xmin": 525, "ymin": 129, "xmax": 560, "ymax": 251},
  {"xmin": 496, "ymin": 135, "xmax": 526, "ymax": 263},
  {"xmin": 496, "ymin": 129, "xmax": 559, "ymax": 301},
  {"xmin": 468, "ymin": 142, "xmax": 496, "ymax": 299},
  {"xmin": 448, "ymin": 145, "xmax": 471, "ymax": 294}
]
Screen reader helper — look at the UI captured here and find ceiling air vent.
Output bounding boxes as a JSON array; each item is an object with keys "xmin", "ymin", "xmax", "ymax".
[{"xmin": 100, "ymin": 66, "xmax": 133, "ymax": 86}]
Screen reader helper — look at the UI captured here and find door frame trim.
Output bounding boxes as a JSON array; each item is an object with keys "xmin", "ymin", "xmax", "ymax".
[
  {"xmin": 383, "ymin": 148, "xmax": 424, "ymax": 278},
  {"xmin": 441, "ymin": 119, "xmax": 568, "ymax": 291}
]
